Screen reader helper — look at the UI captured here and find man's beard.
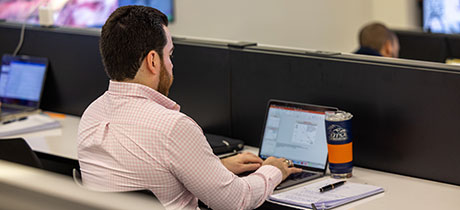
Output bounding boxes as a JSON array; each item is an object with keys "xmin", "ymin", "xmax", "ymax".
[{"xmin": 157, "ymin": 62, "xmax": 173, "ymax": 96}]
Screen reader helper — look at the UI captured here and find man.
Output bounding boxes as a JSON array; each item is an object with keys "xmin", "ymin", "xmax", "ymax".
[
  {"xmin": 78, "ymin": 6, "xmax": 302, "ymax": 210},
  {"xmin": 354, "ymin": 22, "xmax": 400, "ymax": 58}
]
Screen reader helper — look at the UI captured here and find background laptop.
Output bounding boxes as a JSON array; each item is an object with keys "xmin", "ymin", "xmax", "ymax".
[
  {"xmin": 258, "ymin": 99, "xmax": 337, "ymax": 190},
  {"xmin": 0, "ymin": 54, "xmax": 48, "ymax": 121}
]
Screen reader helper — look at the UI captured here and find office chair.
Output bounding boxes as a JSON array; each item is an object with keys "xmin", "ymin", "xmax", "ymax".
[
  {"xmin": 72, "ymin": 168, "xmax": 83, "ymax": 187},
  {"xmin": 0, "ymin": 138, "xmax": 43, "ymax": 169}
]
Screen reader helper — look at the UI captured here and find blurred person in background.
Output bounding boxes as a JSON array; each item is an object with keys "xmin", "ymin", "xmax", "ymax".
[{"xmin": 354, "ymin": 22, "xmax": 400, "ymax": 58}]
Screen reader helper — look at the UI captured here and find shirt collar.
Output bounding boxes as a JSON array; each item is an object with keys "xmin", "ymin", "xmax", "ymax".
[
  {"xmin": 355, "ymin": 47, "xmax": 382, "ymax": 57},
  {"xmin": 108, "ymin": 80, "xmax": 180, "ymax": 111}
]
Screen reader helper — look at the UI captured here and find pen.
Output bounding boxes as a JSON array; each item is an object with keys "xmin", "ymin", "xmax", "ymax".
[
  {"xmin": 18, "ymin": 116, "xmax": 28, "ymax": 121},
  {"xmin": 1, "ymin": 116, "xmax": 28, "ymax": 125},
  {"xmin": 311, "ymin": 203, "xmax": 318, "ymax": 210},
  {"xmin": 319, "ymin": 180, "xmax": 346, "ymax": 193}
]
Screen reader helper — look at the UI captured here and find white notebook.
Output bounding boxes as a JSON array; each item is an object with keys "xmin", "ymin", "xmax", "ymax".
[
  {"xmin": 0, "ymin": 114, "xmax": 61, "ymax": 137},
  {"xmin": 268, "ymin": 178, "xmax": 384, "ymax": 209}
]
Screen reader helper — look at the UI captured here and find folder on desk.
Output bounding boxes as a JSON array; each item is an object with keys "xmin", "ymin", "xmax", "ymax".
[
  {"xmin": 268, "ymin": 178, "xmax": 384, "ymax": 209},
  {"xmin": 0, "ymin": 113, "xmax": 61, "ymax": 137}
]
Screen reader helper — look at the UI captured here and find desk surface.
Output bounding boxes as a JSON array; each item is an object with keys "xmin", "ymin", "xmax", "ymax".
[
  {"xmin": 4, "ymin": 114, "xmax": 460, "ymax": 210},
  {"xmin": 5, "ymin": 113, "xmax": 80, "ymax": 160}
]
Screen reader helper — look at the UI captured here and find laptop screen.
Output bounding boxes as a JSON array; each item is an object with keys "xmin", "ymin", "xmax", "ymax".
[
  {"xmin": 259, "ymin": 100, "xmax": 336, "ymax": 171},
  {"xmin": 0, "ymin": 54, "xmax": 48, "ymax": 107}
]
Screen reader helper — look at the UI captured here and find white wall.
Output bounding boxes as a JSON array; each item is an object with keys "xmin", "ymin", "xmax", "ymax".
[
  {"xmin": 371, "ymin": 0, "xmax": 420, "ymax": 30},
  {"xmin": 169, "ymin": 0, "xmax": 420, "ymax": 53}
]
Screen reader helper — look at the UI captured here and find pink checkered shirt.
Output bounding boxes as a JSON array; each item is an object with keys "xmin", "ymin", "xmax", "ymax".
[{"xmin": 78, "ymin": 81, "xmax": 282, "ymax": 210}]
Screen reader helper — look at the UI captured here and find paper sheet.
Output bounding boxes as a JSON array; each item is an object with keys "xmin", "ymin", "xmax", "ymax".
[{"xmin": 269, "ymin": 178, "xmax": 384, "ymax": 209}]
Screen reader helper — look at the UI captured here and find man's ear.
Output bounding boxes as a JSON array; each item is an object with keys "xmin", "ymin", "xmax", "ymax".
[
  {"xmin": 145, "ymin": 50, "xmax": 160, "ymax": 75},
  {"xmin": 380, "ymin": 40, "xmax": 392, "ymax": 58}
]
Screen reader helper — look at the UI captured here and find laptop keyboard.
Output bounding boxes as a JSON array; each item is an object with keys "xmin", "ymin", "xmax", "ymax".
[
  {"xmin": 286, "ymin": 170, "xmax": 316, "ymax": 180},
  {"xmin": 238, "ymin": 169, "xmax": 321, "ymax": 190},
  {"xmin": 1, "ymin": 106, "xmax": 36, "ymax": 114},
  {"xmin": 1, "ymin": 106, "xmax": 23, "ymax": 114}
]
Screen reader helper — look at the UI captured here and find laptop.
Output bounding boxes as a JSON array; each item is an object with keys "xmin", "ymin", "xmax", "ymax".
[
  {"xmin": 258, "ymin": 99, "xmax": 337, "ymax": 190},
  {"xmin": 0, "ymin": 54, "xmax": 48, "ymax": 122}
]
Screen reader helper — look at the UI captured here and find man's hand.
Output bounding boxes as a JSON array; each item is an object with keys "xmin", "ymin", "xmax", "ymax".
[
  {"xmin": 262, "ymin": 157, "xmax": 303, "ymax": 180},
  {"xmin": 221, "ymin": 152, "xmax": 263, "ymax": 175}
]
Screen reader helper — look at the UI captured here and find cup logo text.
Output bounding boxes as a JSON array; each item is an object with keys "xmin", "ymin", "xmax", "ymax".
[{"xmin": 327, "ymin": 125, "xmax": 348, "ymax": 141}]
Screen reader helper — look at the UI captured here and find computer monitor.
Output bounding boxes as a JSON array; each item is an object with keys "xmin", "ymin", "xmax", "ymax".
[
  {"xmin": 0, "ymin": 0, "xmax": 174, "ymax": 28},
  {"xmin": 423, "ymin": 0, "xmax": 460, "ymax": 34},
  {"xmin": 118, "ymin": 0, "xmax": 174, "ymax": 22}
]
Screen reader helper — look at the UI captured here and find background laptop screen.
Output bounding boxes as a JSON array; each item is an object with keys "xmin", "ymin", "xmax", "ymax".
[
  {"xmin": 0, "ymin": 54, "xmax": 47, "ymax": 107},
  {"xmin": 259, "ymin": 104, "xmax": 329, "ymax": 170}
]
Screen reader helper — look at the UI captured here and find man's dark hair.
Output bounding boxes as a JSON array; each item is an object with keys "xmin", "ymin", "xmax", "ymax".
[
  {"xmin": 100, "ymin": 6, "xmax": 168, "ymax": 81},
  {"xmin": 358, "ymin": 22, "xmax": 396, "ymax": 52}
]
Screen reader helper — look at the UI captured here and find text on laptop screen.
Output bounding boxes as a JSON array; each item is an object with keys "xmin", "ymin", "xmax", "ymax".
[
  {"xmin": 0, "ymin": 56, "xmax": 46, "ymax": 102},
  {"xmin": 260, "ymin": 105, "xmax": 328, "ymax": 170}
]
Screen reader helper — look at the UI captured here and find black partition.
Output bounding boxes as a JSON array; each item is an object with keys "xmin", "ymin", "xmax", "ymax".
[
  {"xmin": 169, "ymin": 42, "xmax": 232, "ymax": 136},
  {"xmin": 395, "ymin": 29, "xmax": 460, "ymax": 63},
  {"xmin": 1, "ymin": 22, "xmax": 460, "ymax": 186},
  {"xmin": 446, "ymin": 35, "xmax": 460, "ymax": 60},
  {"xmin": 0, "ymin": 23, "xmax": 108, "ymax": 116},
  {"xmin": 0, "ymin": 23, "xmax": 233, "ymax": 135},
  {"xmin": 230, "ymin": 48, "xmax": 460, "ymax": 185}
]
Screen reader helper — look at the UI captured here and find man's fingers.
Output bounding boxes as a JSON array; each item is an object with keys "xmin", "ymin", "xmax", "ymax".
[
  {"xmin": 288, "ymin": 167, "xmax": 303, "ymax": 174},
  {"xmin": 240, "ymin": 152, "xmax": 259, "ymax": 159},
  {"xmin": 239, "ymin": 153, "xmax": 263, "ymax": 164},
  {"xmin": 240, "ymin": 163, "xmax": 261, "ymax": 172}
]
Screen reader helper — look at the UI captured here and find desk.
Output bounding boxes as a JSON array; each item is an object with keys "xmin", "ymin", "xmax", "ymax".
[
  {"xmin": 3, "ymin": 114, "xmax": 81, "ymax": 175},
  {"xmin": 5, "ymin": 115, "xmax": 460, "ymax": 210},
  {"xmin": 242, "ymin": 147, "xmax": 460, "ymax": 210},
  {"xmin": 5, "ymin": 114, "xmax": 80, "ymax": 160}
]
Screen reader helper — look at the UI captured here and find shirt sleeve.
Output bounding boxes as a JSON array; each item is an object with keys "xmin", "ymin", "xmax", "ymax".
[{"xmin": 166, "ymin": 116, "xmax": 282, "ymax": 210}]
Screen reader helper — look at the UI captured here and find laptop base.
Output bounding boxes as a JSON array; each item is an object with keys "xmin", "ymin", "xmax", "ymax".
[{"xmin": 276, "ymin": 171, "xmax": 322, "ymax": 190}]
